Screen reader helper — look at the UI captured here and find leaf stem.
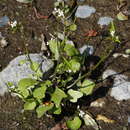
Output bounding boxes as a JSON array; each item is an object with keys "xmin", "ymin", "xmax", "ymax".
[{"xmin": 67, "ymin": 44, "xmax": 114, "ymax": 89}]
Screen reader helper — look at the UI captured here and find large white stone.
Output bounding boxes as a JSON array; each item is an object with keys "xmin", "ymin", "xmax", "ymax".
[
  {"xmin": 102, "ymin": 69, "xmax": 130, "ymax": 101},
  {"xmin": 0, "ymin": 54, "xmax": 53, "ymax": 96}
]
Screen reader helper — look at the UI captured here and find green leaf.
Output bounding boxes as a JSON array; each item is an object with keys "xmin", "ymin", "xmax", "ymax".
[
  {"xmin": 30, "ymin": 61, "xmax": 40, "ymax": 71},
  {"xmin": 19, "ymin": 59, "xmax": 27, "ymax": 65},
  {"xmin": 69, "ymin": 24, "xmax": 77, "ymax": 31},
  {"xmin": 68, "ymin": 89, "xmax": 83, "ymax": 103},
  {"xmin": 110, "ymin": 22, "xmax": 115, "ymax": 36},
  {"xmin": 18, "ymin": 78, "xmax": 38, "ymax": 91},
  {"xmin": 30, "ymin": 61, "xmax": 42, "ymax": 78},
  {"xmin": 125, "ymin": 49, "xmax": 130, "ymax": 54},
  {"xmin": 36, "ymin": 103, "xmax": 54, "ymax": 118},
  {"xmin": 51, "ymin": 87, "xmax": 67, "ymax": 107},
  {"xmin": 76, "ymin": 81, "xmax": 82, "ymax": 87},
  {"xmin": 48, "ymin": 39, "xmax": 59, "ymax": 60},
  {"xmin": 64, "ymin": 44, "xmax": 79, "ymax": 57},
  {"xmin": 16, "ymin": 0, "xmax": 33, "ymax": 3},
  {"xmin": 24, "ymin": 100, "xmax": 36, "ymax": 110},
  {"xmin": 30, "ymin": 61, "xmax": 39, "ymax": 71},
  {"xmin": 7, "ymin": 82, "xmax": 14, "ymax": 87},
  {"xmin": 79, "ymin": 80, "xmax": 95, "ymax": 96},
  {"xmin": 66, "ymin": 116, "xmax": 82, "ymax": 130},
  {"xmin": 53, "ymin": 106, "xmax": 61, "ymax": 115},
  {"xmin": 44, "ymin": 80, "xmax": 52, "ymax": 86},
  {"xmin": 21, "ymin": 89, "xmax": 29, "ymax": 98},
  {"xmin": 113, "ymin": 36, "xmax": 121, "ymax": 43},
  {"xmin": 69, "ymin": 59, "xmax": 80, "ymax": 73},
  {"xmin": 56, "ymin": 63, "xmax": 65, "ymax": 73},
  {"xmin": 33, "ymin": 85, "xmax": 47, "ymax": 99}
]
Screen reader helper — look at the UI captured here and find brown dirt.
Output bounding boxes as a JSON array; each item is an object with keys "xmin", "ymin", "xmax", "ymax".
[{"xmin": 0, "ymin": 0, "xmax": 130, "ymax": 129}]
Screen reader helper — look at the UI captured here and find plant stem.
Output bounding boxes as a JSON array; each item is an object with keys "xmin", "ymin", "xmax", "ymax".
[{"xmin": 67, "ymin": 45, "xmax": 114, "ymax": 89}]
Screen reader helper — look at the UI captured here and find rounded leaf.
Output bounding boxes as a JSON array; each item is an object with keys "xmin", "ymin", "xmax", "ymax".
[
  {"xmin": 18, "ymin": 78, "xmax": 38, "ymax": 90},
  {"xmin": 64, "ymin": 44, "xmax": 79, "ymax": 57},
  {"xmin": 79, "ymin": 80, "xmax": 95, "ymax": 96},
  {"xmin": 66, "ymin": 116, "xmax": 82, "ymax": 130},
  {"xmin": 53, "ymin": 106, "xmax": 61, "ymax": 115},
  {"xmin": 51, "ymin": 87, "xmax": 67, "ymax": 107},
  {"xmin": 68, "ymin": 89, "xmax": 83, "ymax": 103},
  {"xmin": 36, "ymin": 103, "xmax": 54, "ymax": 118},
  {"xmin": 30, "ymin": 61, "xmax": 42, "ymax": 77},
  {"xmin": 33, "ymin": 85, "xmax": 47, "ymax": 99},
  {"xmin": 48, "ymin": 39, "xmax": 59, "ymax": 60},
  {"xmin": 21, "ymin": 89, "xmax": 29, "ymax": 98},
  {"xmin": 24, "ymin": 100, "xmax": 36, "ymax": 110},
  {"xmin": 69, "ymin": 24, "xmax": 77, "ymax": 31},
  {"xmin": 69, "ymin": 59, "xmax": 80, "ymax": 73}
]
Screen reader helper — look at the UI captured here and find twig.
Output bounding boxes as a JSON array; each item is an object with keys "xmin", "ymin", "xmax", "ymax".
[
  {"xmin": 67, "ymin": 55, "xmax": 107, "ymax": 89},
  {"xmin": 33, "ymin": 7, "xmax": 49, "ymax": 19}
]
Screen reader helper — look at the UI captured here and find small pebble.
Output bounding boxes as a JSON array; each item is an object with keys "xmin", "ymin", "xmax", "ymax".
[
  {"xmin": 0, "ymin": 16, "xmax": 9, "ymax": 27},
  {"xmin": 98, "ymin": 17, "xmax": 113, "ymax": 26},
  {"xmin": 113, "ymin": 53, "xmax": 129, "ymax": 58},
  {"xmin": 0, "ymin": 38, "xmax": 8, "ymax": 48},
  {"xmin": 75, "ymin": 5, "xmax": 96, "ymax": 18},
  {"xmin": 79, "ymin": 45, "xmax": 94, "ymax": 55},
  {"xmin": 90, "ymin": 98, "xmax": 105, "ymax": 108},
  {"xmin": 57, "ymin": 32, "xmax": 74, "ymax": 46},
  {"xmin": 128, "ymin": 116, "xmax": 130, "ymax": 124}
]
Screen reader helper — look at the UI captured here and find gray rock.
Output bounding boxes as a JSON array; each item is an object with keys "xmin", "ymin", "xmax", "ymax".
[
  {"xmin": 102, "ymin": 69, "xmax": 130, "ymax": 101},
  {"xmin": 0, "ymin": 16, "xmax": 9, "ymax": 27},
  {"xmin": 128, "ymin": 116, "xmax": 130, "ymax": 124},
  {"xmin": 0, "ymin": 32, "xmax": 8, "ymax": 48},
  {"xmin": 102, "ymin": 69, "xmax": 117, "ymax": 79},
  {"xmin": 75, "ymin": 5, "xmax": 96, "ymax": 18},
  {"xmin": 98, "ymin": 17, "xmax": 113, "ymax": 26},
  {"xmin": 79, "ymin": 45, "xmax": 94, "ymax": 55},
  {"xmin": 0, "ymin": 54, "xmax": 54, "ymax": 96},
  {"xmin": 57, "ymin": 32, "xmax": 74, "ymax": 46}
]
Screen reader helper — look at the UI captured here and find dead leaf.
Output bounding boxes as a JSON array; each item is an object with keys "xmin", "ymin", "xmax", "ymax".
[
  {"xmin": 96, "ymin": 114, "xmax": 115, "ymax": 123},
  {"xmin": 41, "ymin": 34, "xmax": 47, "ymax": 51},
  {"xmin": 83, "ymin": 112, "xmax": 100, "ymax": 130},
  {"xmin": 84, "ymin": 30, "xmax": 98, "ymax": 37},
  {"xmin": 117, "ymin": 12, "xmax": 128, "ymax": 21},
  {"xmin": 90, "ymin": 98, "xmax": 105, "ymax": 108}
]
